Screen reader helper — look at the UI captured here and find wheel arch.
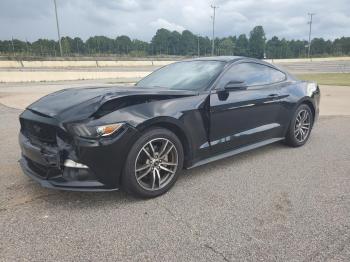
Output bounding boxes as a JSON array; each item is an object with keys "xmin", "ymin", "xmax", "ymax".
[
  {"xmin": 297, "ymin": 98, "xmax": 316, "ymax": 121},
  {"xmin": 136, "ymin": 117, "xmax": 193, "ymax": 167},
  {"xmin": 283, "ymin": 98, "xmax": 316, "ymax": 137}
]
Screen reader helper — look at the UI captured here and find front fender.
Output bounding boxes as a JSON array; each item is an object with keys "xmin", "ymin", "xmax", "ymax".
[
  {"xmin": 295, "ymin": 82, "xmax": 320, "ymax": 121},
  {"xmin": 96, "ymin": 94, "xmax": 210, "ymax": 165}
]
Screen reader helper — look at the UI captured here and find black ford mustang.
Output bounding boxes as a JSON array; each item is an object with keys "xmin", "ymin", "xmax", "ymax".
[{"xmin": 19, "ymin": 56, "xmax": 320, "ymax": 198}]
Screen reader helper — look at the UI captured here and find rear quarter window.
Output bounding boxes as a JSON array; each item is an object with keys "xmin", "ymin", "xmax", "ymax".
[{"xmin": 219, "ymin": 62, "xmax": 286, "ymax": 87}]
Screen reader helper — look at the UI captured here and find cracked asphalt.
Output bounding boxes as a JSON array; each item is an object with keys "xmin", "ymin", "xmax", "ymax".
[{"xmin": 1, "ymin": 92, "xmax": 350, "ymax": 261}]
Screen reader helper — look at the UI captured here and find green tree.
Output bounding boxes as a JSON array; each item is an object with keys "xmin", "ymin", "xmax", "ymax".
[
  {"xmin": 288, "ymin": 40, "xmax": 308, "ymax": 58},
  {"xmin": 116, "ymin": 35, "xmax": 132, "ymax": 54},
  {"xmin": 61, "ymin": 36, "xmax": 74, "ymax": 55},
  {"xmin": 0, "ymin": 41, "xmax": 12, "ymax": 54},
  {"xmin": 218, "ymin": 38, "xmax": 235, "ymax": 55},
  {"xmin": 266, "ymin": 36, "xmax": 281, "ymax": 58},
  {"xmin": 180, "ymin": 30, "xmax": 197, "ymax": 55},
  {"xmin": 1, "ymin": 25, "xmax": 350, "ymax": 58},
  {"xmin": 151, "ymin": 28, "xmax": 172, "ymax": 55},
  {"xmin": 168, "ymin": 31, "xmax": 181, "ymax": 55},
  {"xmin": 249, "ymin": 26, "xmax": 266, "ymax": 58},
  {"xmin": 72, "ymin": 37, "xmax": 85, "ymax": 55},
  {"xmin": 331, "ymin": 37, "xmax": 350, "ymax": 56},
  {"xmin": 198, "ymin": 36, "xmax": 211, "ymax": 56},
  {"xmin": 32, "ymin": 39, "xmax": 58, "ymax": 56},
  {"xmin": 130, "ymin": 39, "xmax": 149, "ymax": 56},
  {"xmin": 235, "ymin": 34, "xmax": 249, "ymax": 56},
  {"xmin": 311, "ymin": 38, "xmax": 326, "ymax": 56}
]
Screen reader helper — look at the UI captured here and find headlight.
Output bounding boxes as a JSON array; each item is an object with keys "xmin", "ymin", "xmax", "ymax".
[
  {"xmin": 71, "ymin": 123, "xmax": 124, "ymax": 138},
  {"xmin": 96, "ymin": 123, "xmax": 124, "ymax": 137}
]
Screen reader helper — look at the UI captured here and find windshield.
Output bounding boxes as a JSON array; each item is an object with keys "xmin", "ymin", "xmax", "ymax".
[{"xmin": 136, "ymin": 60, "xmax": 226, "ymax": 91}]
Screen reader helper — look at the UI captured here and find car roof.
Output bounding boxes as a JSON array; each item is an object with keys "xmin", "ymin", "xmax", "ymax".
[
  {"xmin": 178, "ymin": 56, "xmax": 289, "ymax": 75},
  {"xmin": 184, "ymin": 56, "xmax": 268, "ymax": 64},
  {"xmin": 188, "ymin": 56, "xmax": 243, "ymax": 62}
]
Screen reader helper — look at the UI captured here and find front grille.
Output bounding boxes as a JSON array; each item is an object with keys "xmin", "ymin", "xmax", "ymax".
[
  {"xmin": 26, "ymin": 157, "xmax": 48, "ymax": 178},
  {"xmin": 20, "ymin": 119, "xmax": 57, "ymax": 145},
  {"xmin": 25, "ymin": 157, "xmax": 61, "ymax": 179}
]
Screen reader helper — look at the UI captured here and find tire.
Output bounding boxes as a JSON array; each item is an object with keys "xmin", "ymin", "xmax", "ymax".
[
  {"xmin": 285, "ymin": 104, "xmax": 314, "ymax": 147},
  {"xmin": 122, "ymin": 127, "xmax": 184, "ymax": 198}
]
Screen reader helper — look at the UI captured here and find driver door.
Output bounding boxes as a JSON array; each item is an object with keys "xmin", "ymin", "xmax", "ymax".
[{"xmin": 209, "ymin": 62, "xmax": 286, "ymax": 155}]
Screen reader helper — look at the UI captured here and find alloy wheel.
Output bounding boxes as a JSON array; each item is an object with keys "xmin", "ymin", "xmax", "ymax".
[
  {"xmin": 135, "ymin": 138, "xmax": 178, "ymax": 191},
  {"xmin": 294, "ymin": 109, "xmax": 311, "ymax": 143}
]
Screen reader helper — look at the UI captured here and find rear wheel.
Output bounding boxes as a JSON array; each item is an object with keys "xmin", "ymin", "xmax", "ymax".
[
  {"xmin": 285, "ymin": 104, "xmax": 313, "ymax": 147},
  {"xmin": 122, "ymin": 128, "xmax": 183, "ymax": 198}
]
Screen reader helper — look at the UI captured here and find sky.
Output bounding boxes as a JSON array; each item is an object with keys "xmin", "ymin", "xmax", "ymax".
[{"xmin": 0, "ymin": 0, "xmax": 349, "ymax": 42}]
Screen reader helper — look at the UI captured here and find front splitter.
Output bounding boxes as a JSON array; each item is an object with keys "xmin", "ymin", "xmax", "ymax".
[{"xmin": 19, "ymin": 158, "xmax": 119, "ymax": 192}]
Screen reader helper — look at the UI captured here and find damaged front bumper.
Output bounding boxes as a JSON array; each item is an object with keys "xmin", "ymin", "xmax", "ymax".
[
  {"xmin": 19, "ymin": 133, "xmax": 118, "ymax": 191},
  {"xmin": 18, "ymin": 109, "xmax": 140, "ymax": 192},
  {"xmin": 19, "ymin": 158, "xmax": 117, "ymax": 192}
]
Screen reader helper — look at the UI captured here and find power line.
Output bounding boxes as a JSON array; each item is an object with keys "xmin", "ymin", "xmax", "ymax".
[
  {"xmin": 307, "ymin": 13, "xmax": 315, "ymax": 59},
  {"xmin": 211, "ymin": 4, "xmax": 218, "ymax": 56},
  {"xmin": 53, "ymin": 0, "xmax": 63, "ymax": 56}
]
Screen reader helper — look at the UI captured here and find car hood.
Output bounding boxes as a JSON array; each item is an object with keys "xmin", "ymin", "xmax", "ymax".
[{"xmin": 27, "ymin": 86, "xmax": 198, "ymax": 122}]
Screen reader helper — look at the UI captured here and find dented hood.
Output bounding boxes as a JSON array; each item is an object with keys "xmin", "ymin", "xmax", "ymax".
[{"xmin": 27, "ymin": 86, "xmax": 197, "ymax": 122}]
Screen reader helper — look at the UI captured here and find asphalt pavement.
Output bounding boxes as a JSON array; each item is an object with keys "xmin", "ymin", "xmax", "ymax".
[
  {"xmin": 275, "ymin": 60, "xmax": 350, "ymax": 73},
  {"xmin": 0, "ymin": 98, "xmax": 350, "ymax": 260}
]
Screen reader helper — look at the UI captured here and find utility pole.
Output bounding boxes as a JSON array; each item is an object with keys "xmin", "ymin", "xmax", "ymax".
[
  {"xmin": 211, "ymin": 4, "xmax": 218, "ymax": 56},
  {"xmin": 307, "ymin": 13, "xmax": 315, "ymax": 59},
  {"xmin": 25, "ymin": 38, "xmax": 29, "ymax": 55},
  {"xmin": 53, "ymin": 0, "xmax": 63, "ymax": 56}
]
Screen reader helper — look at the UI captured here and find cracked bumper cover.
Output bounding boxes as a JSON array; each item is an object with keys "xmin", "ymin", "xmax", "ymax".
[
  {"xmin": 18, "ymin": 124, "xmax": 140, "ymax": 192},
  {"xmin": 19, "ymin": 157, "xmax": 117, "ymax": 191}
]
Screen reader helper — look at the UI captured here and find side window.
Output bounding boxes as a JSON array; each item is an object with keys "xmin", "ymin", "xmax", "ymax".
[
  {"xmin": 269, "ymin": 67, "xmax": 286, "ymax": 83},
  {"xmin": 219, "ymin": 62, "xmax": 286, "ymax": 87}
]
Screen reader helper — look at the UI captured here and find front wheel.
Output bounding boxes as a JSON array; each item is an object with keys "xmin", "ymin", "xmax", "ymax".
[
  {"xmin": 285, "ymin": 104, "xmax": 314, "ymax": 147},
  {"xmin": 122, "ymin": 127, "xmax": 184, "ymax": 198}
]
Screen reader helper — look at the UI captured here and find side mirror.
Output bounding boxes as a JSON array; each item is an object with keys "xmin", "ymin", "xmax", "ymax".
[{"xmin": 224, "ymin": 80, "xmax": 247, "ymax": 90}]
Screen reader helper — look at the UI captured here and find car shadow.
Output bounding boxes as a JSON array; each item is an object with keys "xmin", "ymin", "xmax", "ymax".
[{"xmin": 182, "ymin": 142, "xmax": 288, "ymax": 178}]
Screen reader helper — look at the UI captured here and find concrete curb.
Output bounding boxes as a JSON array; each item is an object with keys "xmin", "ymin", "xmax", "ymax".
[
  {"xmin": 1, "ymin": 57, "xmax": 350, "ymax": 69},
  {"xmin": 0, "ymin": 60, "xmax": 174, "ymax": 68},
  {"xmin": 0, "ymin": 71, "xmax": 150, "ymax": 83}
]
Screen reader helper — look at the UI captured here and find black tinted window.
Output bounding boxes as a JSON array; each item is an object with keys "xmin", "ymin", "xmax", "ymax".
[
  {"xmin": 136, "ymin": 61, "xmax": 225, "ymax": 90},
  {"xmin": 269, "ymin": 66, "xmax": 286, "ymax": 83},
  {"xmin": 220, "ymin": 62, "xmax": 285, "ymax": 86}
]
